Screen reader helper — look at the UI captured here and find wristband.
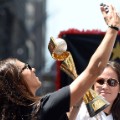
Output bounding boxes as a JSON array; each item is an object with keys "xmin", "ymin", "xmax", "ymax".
[
  {"xmin": 73, "ymin": 105, "xmax": 80, "ymax": 109},
  {"xmin": 109, "ymin": 25, "xmax": 119, "ymax": 31}
]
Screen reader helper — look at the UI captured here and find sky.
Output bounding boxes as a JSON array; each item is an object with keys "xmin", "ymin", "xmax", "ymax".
[{"xmin": 44, "ymin": 0, "xmax": 120, "ymax": 72}]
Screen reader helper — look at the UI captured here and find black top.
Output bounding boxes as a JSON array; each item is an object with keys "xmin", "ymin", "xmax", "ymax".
[
  {"xmin": 38, "ymin": 86, "xmax": 70, "ymax": 120},
  {"xmin": 17, "ymin": 86, "xmax": 70, "ymax": 120}
]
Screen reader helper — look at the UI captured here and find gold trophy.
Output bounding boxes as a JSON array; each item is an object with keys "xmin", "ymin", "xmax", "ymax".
[{"xmin": 48, "ymin": 37, "xmax": 110, "ymax": 117}]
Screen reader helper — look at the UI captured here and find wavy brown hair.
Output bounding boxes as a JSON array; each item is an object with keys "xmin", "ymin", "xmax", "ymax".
[
  {"xmin": 107, "ymin": 61, "xmax": 120, "ymax": 120},
  {"xmin": 0, "ymin": 58, "xmax": 40, "ymax": 119}
]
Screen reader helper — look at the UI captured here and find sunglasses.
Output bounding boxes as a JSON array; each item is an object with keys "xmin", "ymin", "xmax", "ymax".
[
  {"xmin": 21, "ymin": 63, "xmax": 32, "ymax": 73},
  {"xmin": 96, "ymin": 78, "xmax": 119, "ymax": 87}
]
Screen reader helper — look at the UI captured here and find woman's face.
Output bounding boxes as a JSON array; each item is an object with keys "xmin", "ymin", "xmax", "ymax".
[
  {"xmin": 94, "ymin": 67, "xmax": 120, "ymax": 104},
  {"xmin": 17, "ymin": 60, "xmax": 41, "ymax": 95}
]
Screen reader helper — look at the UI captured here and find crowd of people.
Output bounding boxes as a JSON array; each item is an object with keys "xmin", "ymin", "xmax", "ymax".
[{"xmin": 0, "ymin": 3, "xmax": 120, "ymax": 120}]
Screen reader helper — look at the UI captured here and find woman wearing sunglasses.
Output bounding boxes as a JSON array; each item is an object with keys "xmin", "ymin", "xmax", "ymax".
[
  {"xmin": 75, "ymin": 61, "xmax": 120, "ymax": 120},
  {"xmin": 0, "ymin": 4, "xmax": 120, "ymax": 120}
]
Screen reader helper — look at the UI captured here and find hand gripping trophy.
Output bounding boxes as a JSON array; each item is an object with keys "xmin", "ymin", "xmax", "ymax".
[{"xmin": 48, "ymin": 37, "xmax": 110, "ymax": 117}]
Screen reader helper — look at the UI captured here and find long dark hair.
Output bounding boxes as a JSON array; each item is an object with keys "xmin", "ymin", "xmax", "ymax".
[
  {"xmin": 106, "ymin": 61, "xmax": 120, "ymax": 120},
  {"xmin": 0, "ymin": 58, "xmax": 40, "ymax": 119}
]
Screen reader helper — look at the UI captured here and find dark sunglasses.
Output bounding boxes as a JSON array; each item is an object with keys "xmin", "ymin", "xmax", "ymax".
[
  {"xmin": 96, "ymin": 78, "xmax": 119, "ymax": 87},
  {"xmin": 21, "ymin": 63, "xmax": 32, "ymax": 73}
]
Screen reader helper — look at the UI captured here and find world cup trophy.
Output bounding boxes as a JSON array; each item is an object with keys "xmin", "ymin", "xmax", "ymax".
[{"xmin": 48, "ymin": 36, "xmax": 110, "ymax": 117}]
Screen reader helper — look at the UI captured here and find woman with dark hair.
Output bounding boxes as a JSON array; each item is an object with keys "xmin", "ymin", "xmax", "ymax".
[
  {"xmin": 0, "ymin": 4, "xmax": 120, "ymax": 120},
  {"xmin": 75, "ymin": 61, "xmax": 120, "ymax": 120}
]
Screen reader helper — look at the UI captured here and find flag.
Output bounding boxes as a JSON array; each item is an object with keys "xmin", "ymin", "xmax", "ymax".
[{"xmin": 55, "ymin": 28, "xmax": 120, "ymax": 89}]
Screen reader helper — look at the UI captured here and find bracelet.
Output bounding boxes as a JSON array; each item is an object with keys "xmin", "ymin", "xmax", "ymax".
[
  {"xmin": 73, "ymin": 105, "xmax": 80, "ymax": 109},
  {"xmin": 109, "ymin": 25, "xmax": 119, "ymax": 31}
]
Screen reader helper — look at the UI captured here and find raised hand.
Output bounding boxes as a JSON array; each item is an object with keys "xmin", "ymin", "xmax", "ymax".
[{"xmin": 100, "ymin": 4, "xmax": 120, "ymax": 30}]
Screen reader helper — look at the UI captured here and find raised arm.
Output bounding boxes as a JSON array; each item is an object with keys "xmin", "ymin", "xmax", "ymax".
[{"xmin": 69, "ymin": 5, "xmax": 120, "ymax": 108}]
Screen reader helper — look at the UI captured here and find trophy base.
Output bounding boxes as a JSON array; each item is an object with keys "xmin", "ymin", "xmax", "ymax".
[{"xmin": 86, "ymin": 96, "xmax": 110, "ymax": 117}]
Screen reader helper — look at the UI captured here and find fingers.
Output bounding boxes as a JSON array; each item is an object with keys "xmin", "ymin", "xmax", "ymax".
[
  {"xmin": 108, "ymin": 4, "xmax": 117, "ymax": 18},
  {"xmin": 100, "ymin": 6, "xmax": 107, "ymax": 17},
  {"xmin": 108, "ymin": 5, "xmax": 114, "ymax": 14},
  {"xmin": 100, "ymin": 3, "xmax": 120, "ymax": 29},
  {"xmin": 100, "ymin": 4, "xmax": 108, "ymax": 24},
  {"xmin": 100, "ymin": 3, "xmax": 109, "ymax": 13}
]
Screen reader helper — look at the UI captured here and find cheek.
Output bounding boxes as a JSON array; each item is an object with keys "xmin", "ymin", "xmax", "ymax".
[
  {"xmin": 112, "ymin": 87, "xmax": 119, "ymax": 96},
  {"xmin": 93, "ymin": 84, "xmax": 101, "ymax": 94},
  {"xmin": 22, "ymin": 73, "xmax": 32, "ymax": 85}
]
